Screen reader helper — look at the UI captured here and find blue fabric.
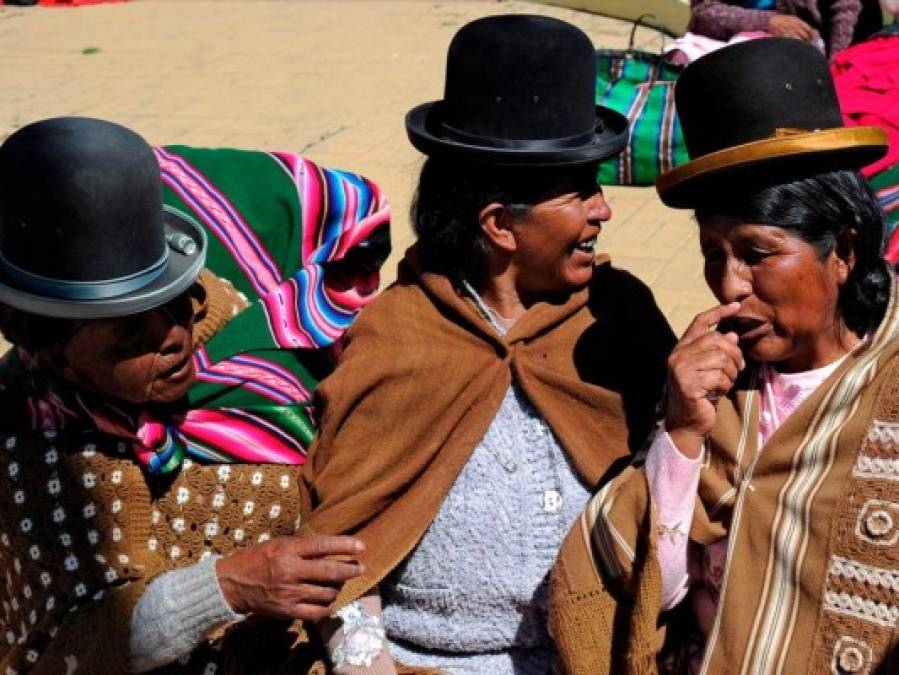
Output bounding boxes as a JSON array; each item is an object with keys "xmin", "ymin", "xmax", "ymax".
[{"xmin": 744, "ymin": 0, "xmax": 775, "ymax": 8}]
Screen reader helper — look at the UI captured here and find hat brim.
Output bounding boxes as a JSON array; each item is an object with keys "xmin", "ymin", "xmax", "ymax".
[
  {"xmin": 0, "ymin": 206, "xmax": 207, "ymax": 320},
  {"xmin": 656, "ymin": 127, "xmax": 889, "ymax": 209},
  {"xmin": 405, "ymin": 100, "xmax": 629, "ymax": 166}
]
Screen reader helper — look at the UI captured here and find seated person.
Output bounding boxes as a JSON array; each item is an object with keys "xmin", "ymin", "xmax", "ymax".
[
  {"xmin": 0, "ymin": 117, "xmax": 389, "ymax": 673},
  {"xmin": 299, "ymin": 15, "xmax": 675, "ymax": 674},
  {"xmin": 550, "ymin": 38, "xmax": 898, "ymax": 674},
  {"xmin": 689, "ymin": 0, "xmax": 866, "ymax": 57}
]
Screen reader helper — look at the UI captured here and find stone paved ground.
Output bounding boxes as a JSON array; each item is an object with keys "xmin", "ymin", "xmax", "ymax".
[{"xmin": 0, "ymin": 0, "xmax": 713, "ymax": 333}]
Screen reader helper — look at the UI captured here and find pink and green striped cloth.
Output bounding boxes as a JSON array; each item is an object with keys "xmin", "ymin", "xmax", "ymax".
[{"xmin": 5, "ymin": 147, "xmax": 390, "ymax": 474}]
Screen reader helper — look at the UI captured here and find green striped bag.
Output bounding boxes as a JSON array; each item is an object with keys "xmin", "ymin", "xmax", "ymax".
[{"xmin": 596, "ymin": 19, "xmax": 689, "ymax": 185}]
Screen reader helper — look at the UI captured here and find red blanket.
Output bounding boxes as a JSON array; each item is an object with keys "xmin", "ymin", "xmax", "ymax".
[{"xmin": 832, "ymin": 35, "xmax": 899, "ymax": 177}]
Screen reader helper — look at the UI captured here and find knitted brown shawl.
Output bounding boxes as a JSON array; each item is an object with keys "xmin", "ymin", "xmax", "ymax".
[{"xmin": 299, "ymin": 247, "xmax": 675, "ymax": 609}]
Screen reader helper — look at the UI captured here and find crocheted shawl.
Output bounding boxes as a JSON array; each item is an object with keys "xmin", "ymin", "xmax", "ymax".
[
  {"xmin": 300, "ymin": 247, "xmax": 676, "ymax": 609},
  {"xmin": 550, "ymin": 276, "xmax": 899, "ymax": 674}
]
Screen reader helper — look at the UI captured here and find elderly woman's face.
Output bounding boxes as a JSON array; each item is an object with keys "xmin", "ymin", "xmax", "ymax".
[
  {"xmin": 60, "ymin": 292, "xmax": 196, "ymax": 405},
  {"xmin": 509, "ymin": 168, "xmax": 611, "ymax": 293},
  {"xmin": 698, "ymin": 215, "xmax": 851, "ymax": 372}
]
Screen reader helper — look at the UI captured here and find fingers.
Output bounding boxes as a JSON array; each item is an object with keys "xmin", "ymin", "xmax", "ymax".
[
  {"xmin": 299, "ymin": 535, "xmax": 365, "ymax": 559},
  {"xmin": 681, "ymin": 302, "xmax": 741, "ymax": 343},
  {"xmin": 299, "ymin": 558, "xmax": 366, "ymax": 584},
  {"xmin": 671, "ymin": 329, "xmax": 744, "ymax": 375},
  {"xmin": 292, "ymin": 583, "xmax": 340, "ymax": 604},
  {"xmin": 675, "ymin": 349, "xmax": 741, "ymax": 383},
  {"xmin": 292, "ymin": 602, "xmax": 337, "ymax": 622}
]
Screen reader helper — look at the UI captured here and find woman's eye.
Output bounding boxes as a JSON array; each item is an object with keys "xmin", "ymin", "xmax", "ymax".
[{"xmin": 742, "ymin": 249, "xmax": 771, "ymax": 265}]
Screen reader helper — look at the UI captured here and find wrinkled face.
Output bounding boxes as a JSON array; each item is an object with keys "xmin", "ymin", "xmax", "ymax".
[
  {"xmin": 509, "ymin": 166, "xmax": 612, "ymax": 295},
  {"xmin": 61, "ymin": 292, "xmax": 196, "ymax": 405},
  {"xmin": 698, "ymin": 215, "xmax": 850, "ymax": 372}
]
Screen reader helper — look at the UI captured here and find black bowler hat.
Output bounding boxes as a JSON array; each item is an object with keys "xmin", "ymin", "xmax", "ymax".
[
  {"xmin": 656, "ymin": 38, "xmax": 888, "ymax": 208},
  {"xmin": 0, "ymin": 117, "xmax": 206, "ymax": 319},
  {"xmin": 405, "ymin": 14, "xmax": 628, "ymax": 166}
]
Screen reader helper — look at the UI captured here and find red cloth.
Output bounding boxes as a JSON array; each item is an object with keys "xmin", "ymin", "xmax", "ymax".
[{"xmin": 831, "ymin": 36, "xmax": 899, "ymax": 177}]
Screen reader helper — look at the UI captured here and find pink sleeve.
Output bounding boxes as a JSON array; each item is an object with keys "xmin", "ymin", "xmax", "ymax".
[{"xmin": 645, "ymin": 426, "xmax": 703, "ymax": 610}]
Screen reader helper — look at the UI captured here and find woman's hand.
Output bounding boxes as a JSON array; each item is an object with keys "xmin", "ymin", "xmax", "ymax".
[
  {"xmin": 665, "ymin": 302, "xmax": 744, "ymax": 459},
  {"xmin": 768, "ymin": 14, "xmax": 817, "ymax": 42},
  {"xmin": 215, "ymin": 535, "xmax": 365, "ymax": 620}
]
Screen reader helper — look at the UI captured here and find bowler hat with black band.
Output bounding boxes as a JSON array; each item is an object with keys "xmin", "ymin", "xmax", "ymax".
[
  {"xmin": 656, "ymin": 37, "xmax": 888, "ymax": 209},
  {"xmin": 406, "ymin": 14, "xmax": 629, "ymax": 167}
]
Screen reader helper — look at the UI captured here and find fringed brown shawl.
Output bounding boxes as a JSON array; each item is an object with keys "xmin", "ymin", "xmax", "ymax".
[
  {"xmin": 550, "ymin": 279, "xmax": 899, "ymax": 674},
  {"xmin": 299, "ymin": 247, "xmax": 675, "ymax": 609}
]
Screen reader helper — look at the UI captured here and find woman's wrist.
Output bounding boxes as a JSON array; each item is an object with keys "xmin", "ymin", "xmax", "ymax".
[{"xmin": 665, "ymin": 424, "xmax": 705, "ymax": 460}]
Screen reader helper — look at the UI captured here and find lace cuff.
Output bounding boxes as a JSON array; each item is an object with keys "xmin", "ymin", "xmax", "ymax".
[{"xmin": 331, "ymin": 601, "xmax": 387, "ymax": 668}]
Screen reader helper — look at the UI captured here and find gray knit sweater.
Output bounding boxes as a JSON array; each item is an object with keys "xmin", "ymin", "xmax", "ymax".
[{"xmin": 382, "ymin": 384, "xmax": 591, "ymax": 674}]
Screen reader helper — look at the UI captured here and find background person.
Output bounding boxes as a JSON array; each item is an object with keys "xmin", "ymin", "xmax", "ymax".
[{"xmin": 688, "ymin": 0, "xmax": 870, "ymax": 57}]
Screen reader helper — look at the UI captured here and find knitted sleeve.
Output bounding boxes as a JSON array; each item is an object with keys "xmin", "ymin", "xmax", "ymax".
[
  {"xmin": 129, "ymin": 555, "xmax": 243, "ymax": 673},
  {"xmin": 826, "ymin": 0, "xmax": 862, "ymax": 54},
  {"xmin": 689, "ymin": 0, "xmax": 774, "ymax": 40}
]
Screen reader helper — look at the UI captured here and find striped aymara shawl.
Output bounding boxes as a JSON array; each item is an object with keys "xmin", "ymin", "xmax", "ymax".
[{"xmin": 550, "ymin": 277, "xmax": 899, "ymax": 674}]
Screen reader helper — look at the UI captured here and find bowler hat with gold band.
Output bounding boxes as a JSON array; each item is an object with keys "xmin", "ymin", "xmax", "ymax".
[
  {"xmin": 406, "ymin": 14, "xmax": 629, "ymax": 166},
  {"xmin": 656, "ymin": 38, "xmax": 888, "ymax": 209},
  {"xmin": 0, "ymin": 117, "xmax": 207, "ymax": 320}
]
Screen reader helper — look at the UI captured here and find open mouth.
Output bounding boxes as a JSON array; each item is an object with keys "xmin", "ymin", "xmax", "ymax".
[
  {"xmin": 158, "ymin": 354, "xmax": 194, "ymax": 382},
  {"xmin": 731, "ymin": 316, "xmax": 771, "ymax": 341},
  {"xmin": 574, "ymin": 236, "xmax": 597, "ymax": 255}
]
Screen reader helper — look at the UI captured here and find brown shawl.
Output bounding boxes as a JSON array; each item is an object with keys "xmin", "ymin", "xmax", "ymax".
[
  {"xmin": 550, "ymin": 278, "xmax": 899, "ymax": 674},
  {"xmin": 300, "ymin": 247, "xmax": 675, "ymax": 608}
]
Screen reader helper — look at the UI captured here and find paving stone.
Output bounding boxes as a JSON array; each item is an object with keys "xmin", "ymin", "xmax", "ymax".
[{"xmin": 0, "ymin": 0, "xmax": 705, "ymax": 333}]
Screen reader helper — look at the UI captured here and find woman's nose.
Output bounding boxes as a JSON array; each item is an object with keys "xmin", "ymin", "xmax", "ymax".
[
  {"xmin": 585, "ymin": 191, "xmax": 612, "ymax": 222},
  {"xmin": 152, "ymin": 295, "xmax": 193, "ymax": 356},
  {"xmin": 720, "ymin": 258, "xmax": 752, "ymax": 303}
]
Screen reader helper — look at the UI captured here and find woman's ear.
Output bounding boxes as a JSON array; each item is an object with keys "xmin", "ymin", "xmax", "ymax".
[
  {"xmin": 833, "ymin": 228, "xmax": 858, "ymax": 285},
  {"xmin": 479, "ymin": 202, "xmax": 518, "ymax": 254}
]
